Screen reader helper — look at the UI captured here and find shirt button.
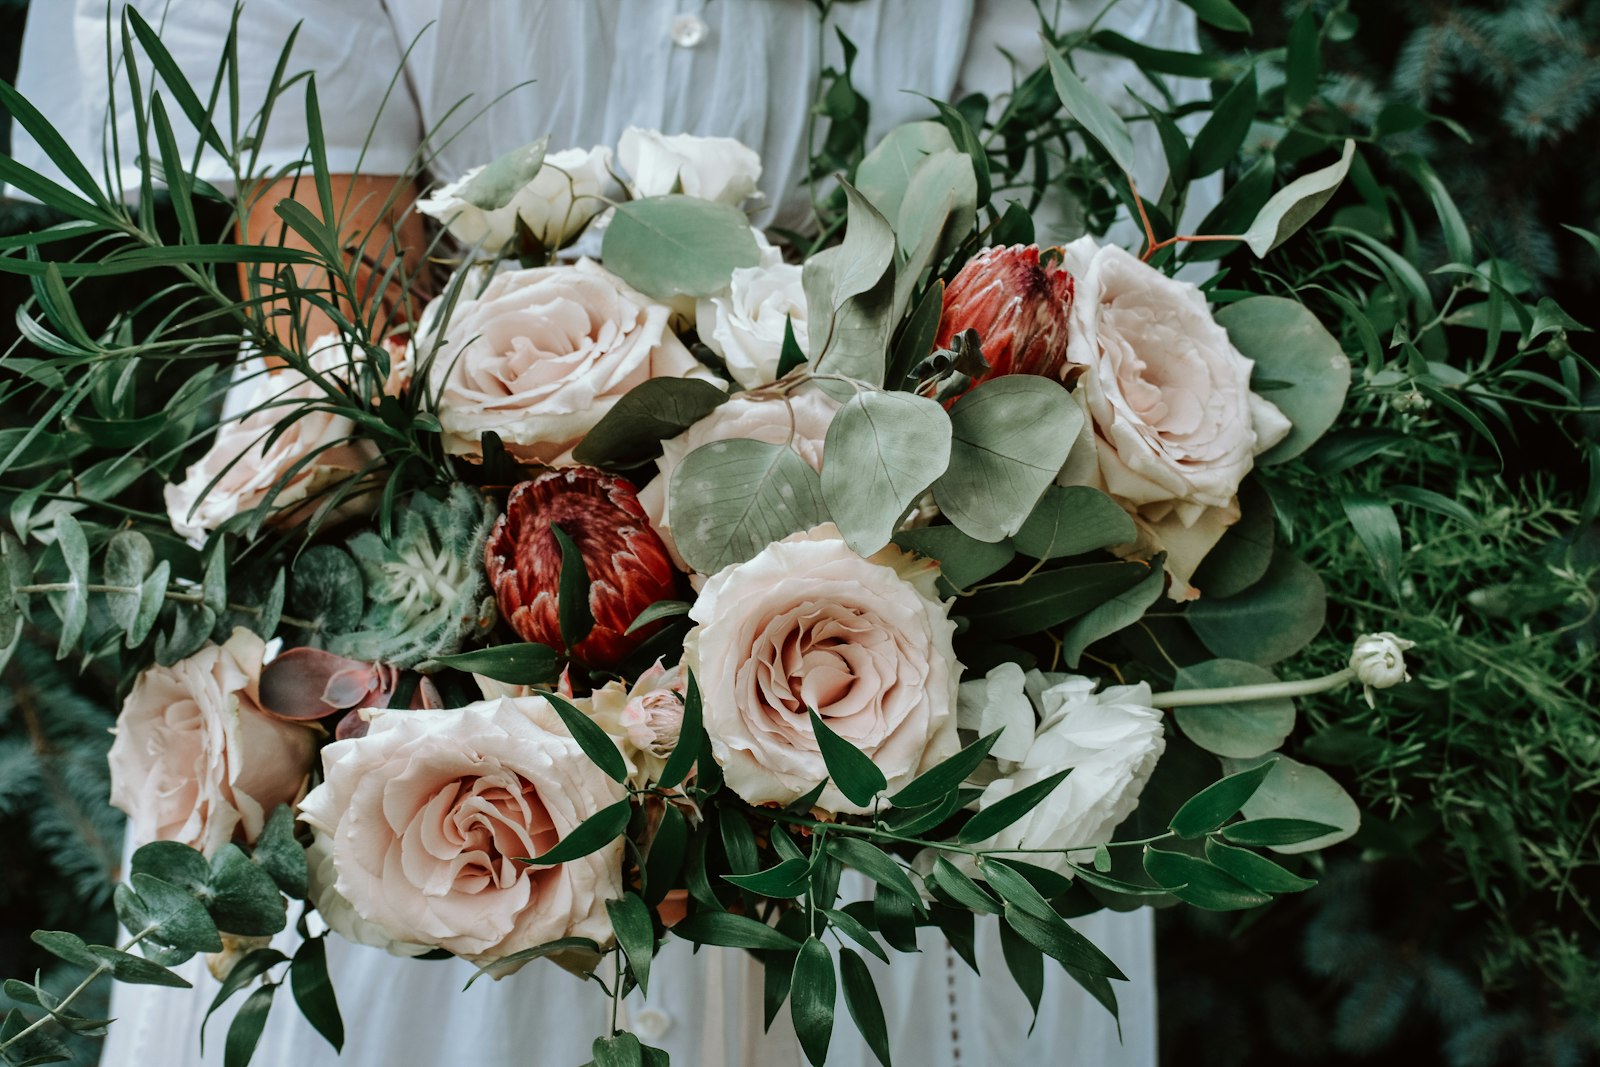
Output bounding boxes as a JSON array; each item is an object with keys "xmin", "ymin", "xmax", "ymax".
[
  {"xmin": 634, "ymin": 1007, "xmax": 674, "ymax": 1041},
  {"xmin": 670, "ymin": 14, "xmax": 709, "ymax": 49}
]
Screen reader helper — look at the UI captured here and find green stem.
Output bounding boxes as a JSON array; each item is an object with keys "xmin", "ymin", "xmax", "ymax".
[
  {"xmin": 0, "ymin": 924, "xmax": 158, "ymax": 1054},
  {"xmin": 18, "ymin": 583, "xmax": 320, "ymax": 632},
  {"xmin": 1148, "ymin": 668, "xmax": 1358, "ymax": 709},
  {"xmin": 765, "ymin": 806, "xmax": 1177, "ymax": 858}
]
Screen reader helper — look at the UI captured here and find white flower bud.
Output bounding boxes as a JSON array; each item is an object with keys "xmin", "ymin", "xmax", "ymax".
[{"xmin": 1349, "ymin": 632, "xmax": 1415, "ymax": 707}]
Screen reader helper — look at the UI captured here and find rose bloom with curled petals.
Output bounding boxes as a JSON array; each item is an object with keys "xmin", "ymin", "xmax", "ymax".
[
  {"xmin": 296, "ymin": 695, "xmax": 626, "ymax": 969},
  {"xmin": 1059, "ymin": 237, "xmax": 1291, "ymax": 599},
  {"xmin": 583, "ymin": 660, "xmax": 688, "ymax": 787},
  {"xmin": 935, "ymin": 243, "xmax": 1076, "ymax": 386},
  {"xmin": 485, "ymin": 468, "xmax": 679, "ymax": 668},
  {"xmin": 683, "ymin": 523, "xmax": 961, "ymax": 815},
  {"xmin": 617, "ymin": 127, "xmax": 762, "ymax": 206},
  {"xmin": 638, "ymin": 388, "xmax": 842, "ymax": 572},
  {"xmin": 694, "ymin": 260, "xmax": 808, "ymax": 390},
  {"xmin": 108, "ymin": 628, "xmax": 315, "ymax": 856},
  {"xmin": 417, "ymin": 145, "xmax": 617, "ymax": 253},
  {"xmin": 424, "ymin": 259, "xmax": 720, "ymax": 464},
  {"xmin": 164, "ymin": 334, "xmax": 398, "ymax": 543},
  {"xmin": 946, "ymin": 672, "xmax": 1165, "ymax": 877}
]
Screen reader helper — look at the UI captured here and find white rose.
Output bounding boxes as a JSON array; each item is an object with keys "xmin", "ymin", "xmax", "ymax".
[
  {"xmin": 684, "ymin": 523, "xmax": 961, "ymax": 815},
  {"xmin": 165, "ymin": 335, "xmax": 387, "ymax": 542},
  {"xmin": 107, "ymin": 629, "xmax": 315, "ymax": 855},
  {"xmin": 297, "ymin": 696, "xmax": 625, "ymax": 968},
  {"xmin": 695, "ymin": 260, "xmax": 807, "ymax": 389},
  {"xmin": 966, "ymin": 673, "xmax": 1166, "ymax": 875},
  {"xmin": 417, "ymin": 145, "xmax": 617, "ymax": 253},
  {"xmin": 637, "ymin": 387, "xmax": 842, "ymax": 571},
  {"xmin": 1059, "ymin": 237, "xmax": 1292, "ymax": 599},
  {"xmin": 617, "ymin": 127, "xmax": 762, "ymax": 206},
  {"xmin": 423, "ymin": 259, "xmax": 720, "ymax": 464}
]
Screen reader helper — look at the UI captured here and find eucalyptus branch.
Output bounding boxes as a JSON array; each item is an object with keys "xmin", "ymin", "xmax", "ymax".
[
  {"xmin": 17, "ymin": 582, "xmax": 320, "ymax": 632},
  {"xmin": 0, "ymin": 924, "xmax": 159, "ymax": 1055}
]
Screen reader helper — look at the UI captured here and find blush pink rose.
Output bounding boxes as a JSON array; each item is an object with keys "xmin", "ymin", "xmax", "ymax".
[
  {"xmin": 423, "ymin": 259, "xmax": 721, "ymax": 464},
  {"xmin": 108, "ymin": 628, "xmax": 315, "ymax": 855},
  {"xmin": 1059, "ymin": 237, "xmax": 1291, "ymax": 598},
  {"xmin": 583, "ymin": 660, "xmax": 689, "ymax": 787},
  {"xmin": 164, "ymin": 335, "xmax": 391, "ymax": 543},
  {"xmin": 296, "ymin": 695, "xmax": 626, "ymax": 967},
  {"xmin": 683, "ymin": 523, "xmax": 960, "ymax": 815},
  {"xmin": 638, "ymin": 388, "xmax": 842, "ymax": 571}
]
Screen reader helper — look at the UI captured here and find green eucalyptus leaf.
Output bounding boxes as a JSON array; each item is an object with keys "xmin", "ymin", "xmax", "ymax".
[
  {"xmin": 1187, "ymin": 547, "xmax": 1326, "ymax": 665},
  {"xmin": 459, "ymin": 137, "xmax": 548, "ymax": 211},
  {"xmin": 103, "ymin": 530, "xmax": 154, "ymax": 638},
  {"xmin": 1060, "ymin": 559, "xmax": 1165, "ymax": 668},
  {"xmin": 1215, "ymin": 297, "xmax": 1351, "ymax": 465},
  {"xmin": 1046, "ymin": 47, "xmax": 1137, "ymax": 174},
  {"xmin": 570, "ymin": 378, "xmax": 728, "ymax": 469},
  {"xmin": 602, "ymin": 195, "xmax": 761, "ymax": 300},
  {"xmin": 1171, "ymin": 659, "xmax": 1296, "ymax": 758},
  {"xmin": 207, "ymin": 844, "xmax": 288, "ymax": 937},
  {"xmin": 1221, "ymin": 753, "xmax": 1360, "ymax": 853},
  {"xmin": 891, "ymin": 526, "xmax": 1013, "ymax": 590},
  {"xmin": 669, "ymin": 439, "xmax": 829, "ymax": 575},
  {"xmin": 116, "ymin": 874, "xmax": 223, "ymax": 954},
  {"xmin": 856, "ymin": 121, "xmax": 959, "ymax": 225},
  {"xmin": 822, "ymin": 390, "xmax": 952, "ymax": 557},
  {"xmin": 52, "ymin": 513, "xmax": 89, "ymax": 658},
  {"xmin": 933, "ymin": 376, "xmax": 1082, "ymax": 543},
  {"xmin": 1242, "ymin": 140, "xmax": 1356, "ymax": 257},
  {"xmin": 1012, "ymin": 485, "xmax": 1136, "ymax": 561},
  {"xmin": 254, "ymin": 805, "xmax": 308, "ymax": 899}
]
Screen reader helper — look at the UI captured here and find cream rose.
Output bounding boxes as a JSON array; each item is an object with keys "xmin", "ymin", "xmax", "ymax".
[
  {"xmin": 417, "ymin": 145, "xmax": 617, "ymax": 253},
  {"xmin": 617, "ymin": 127, "xmax": 762, "ymax": 206},
  {"xmin": 683, "ymin": 523, "xmax": 960, "ymax": 814},
  {"xmin": 964, "ymin": 672, "xmax": 1165, "ymax": 876},
  {"xmin": 695, "ymin": 260, "xmax": 807, "ymax": 389},
  {"xmin": 1059, "ymin": 237, "xmax": 1292, "ymax": 597},
  {"xmin": 306, "ymin": 830, "xmax": 431, "ymax": 958},
  {"xmin": 108, "ymin": 628, "xmax": 315, "ymax": 856},
  {"xmin": 638, "ymin": 387, "xmax": 842, "ymax": 571},
  {"xmin": 165, "ymin": 337, "xmax": 385, "ymax": 542},
  {"xmin": 424, "ymin": 259, "xmax": 720, "ymax": 463},
  {"xmin": 296, "ymin": 696, "xmax": 625, "ymax": 966}
]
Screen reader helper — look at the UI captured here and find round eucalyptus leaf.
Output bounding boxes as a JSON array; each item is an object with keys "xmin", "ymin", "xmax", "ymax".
[
  {"xmin": 892, "ymin": 525, "xmax": 1014, "ymax": 590},
  {"xmin": 669, "ymin": 439, "xmax": 830, "ymax": 575},
  {"xmin": 458, "ymin": 137, "xmax": 548, "ymax": 211},
  {"xmin": 1216, "ymin": 296, "xmax": 1350, "ymax": 464},
  {"xmin": 933, "ymin": 376, "xmax": 1082, "ymax": 543},
  {"xmin": 1013, "ymin": 485, "xmax": 1136, "ymax": 560},
  {"xmin": 1172, "ymin": 659, "xmax": 1296, "ymax": 758},
  {"xmin": 104, "ymin": 530, "xmax": 155, "ymax": 636},
  {"xmin": 1190, "ymin": 479, "xmax": 1275, "ymax": 599},
  {"xmin": 602, "ymin": 195, "xmax": 762, "ymax": 300},
  {"xmin": 1222, "ymin": 752, "xmax": 1360, "ymax": 854},
  {"xmin": 855, "ymin": 121, "xmax": 958, "ymax": 225},
  {"xmin": 822, "ymin": 390, "xmax": 951, "ymax": 557},
  {"xmin": 1187, "ymin": 546, "xmax": 1326, "ymax": 665}
]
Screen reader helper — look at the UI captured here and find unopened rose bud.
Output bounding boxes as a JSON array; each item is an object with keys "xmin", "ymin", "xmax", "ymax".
[{"xmin": 1349, "ymin": 632, "xmax": 1416, "ymax": 707}]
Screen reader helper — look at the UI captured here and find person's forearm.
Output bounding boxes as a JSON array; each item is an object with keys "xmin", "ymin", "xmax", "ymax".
[{"xmin": 238, "ymin": 173, "xmax": 427, "ymax": 360}]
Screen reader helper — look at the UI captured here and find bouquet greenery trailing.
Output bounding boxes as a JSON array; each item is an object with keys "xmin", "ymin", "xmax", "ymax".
[{"xmin": 0, "ymin": 3, "xmax": 1594, "ymax": 1066}]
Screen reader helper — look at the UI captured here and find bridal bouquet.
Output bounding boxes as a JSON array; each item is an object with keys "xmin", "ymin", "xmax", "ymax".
[{"xmin": 0, "ymin": 10, "xmax": 1451, "ymax": 1067}]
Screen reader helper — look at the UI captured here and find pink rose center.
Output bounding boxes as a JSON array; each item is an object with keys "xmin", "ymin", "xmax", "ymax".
[{"xmin": 405, "ymin": 773, "xmax": 559, "ymax": 896}]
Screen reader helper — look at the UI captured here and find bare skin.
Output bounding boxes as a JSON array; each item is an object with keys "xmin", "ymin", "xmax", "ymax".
[{"xmin": 238, "ymin": 173, "xmax": 426, "ymax": 360}]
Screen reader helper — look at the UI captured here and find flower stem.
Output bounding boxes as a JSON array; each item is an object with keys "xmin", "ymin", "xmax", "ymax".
[
  {"xmin": 0, "ymin": 924, "xmax": 158, "ymax": 1054},
  {"xmin": 1147, "ymin": 667, "xmax": 1357, "ymax": 709}
]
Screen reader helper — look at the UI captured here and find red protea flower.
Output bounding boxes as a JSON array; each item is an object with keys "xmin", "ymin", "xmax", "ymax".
[
  {"xmin": 485, "ymin": 467, "xmax": 678, "ymax": 668},
  {"xmin": 935, "ymin": 243, "xmax": 1076, "ymax": 385}
]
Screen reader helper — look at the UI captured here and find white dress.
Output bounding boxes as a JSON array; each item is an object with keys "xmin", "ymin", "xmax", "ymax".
[{"xmin": 12, "ymin": 2, "xmax": 1213, "ymax": 1063}]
